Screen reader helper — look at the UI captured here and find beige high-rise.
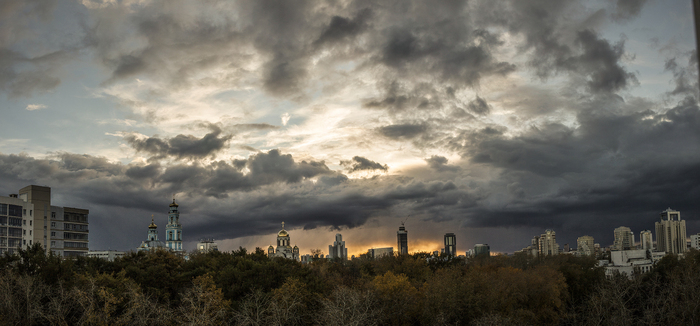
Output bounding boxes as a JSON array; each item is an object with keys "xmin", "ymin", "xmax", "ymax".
[
  {"xmin": 655, "ymin": 208, "xmax": 686, "ymax": 254},
  {"xmin": 577, "ymin": 235, "xmax": 595, "ymax": 256},
  {"xmin": 613, "ymin": 226, "xmax": 634, "ymax": 251}
]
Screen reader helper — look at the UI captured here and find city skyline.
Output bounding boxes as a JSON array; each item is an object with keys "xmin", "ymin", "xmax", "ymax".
[{"xmin": 1, "ymin": 0, "xmax": 699, "ymax": 254}]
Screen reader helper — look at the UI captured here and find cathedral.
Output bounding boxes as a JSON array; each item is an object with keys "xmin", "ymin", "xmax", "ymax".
[
  {"xmin": 138, "ymin": 199, "xmax": 183, "ymax": 252},
  {"xmin": 268, "ymin": 222, "xmax": 299, "ymax": 260}
]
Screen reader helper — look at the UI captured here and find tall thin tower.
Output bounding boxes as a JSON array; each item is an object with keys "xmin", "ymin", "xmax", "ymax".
[
  {"xmin": 166, "ymin": 199, "xmax": 182, "ymax": 252},
  {"xmin": 397, "ymin": 222, "xmax": 408, "ymax": 255}
]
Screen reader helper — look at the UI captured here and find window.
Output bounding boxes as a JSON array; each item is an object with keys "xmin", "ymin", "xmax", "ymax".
[
  {"xmin": 51, "ymin": 241, "xmax": 55, "ymax": 248},
  {"xmin": 29, "ymin": 210, "xmax": 32, "ymax": 216},
  {"xmin": 23, "ymin": 230, "xmax": 26, "ymax": 235},
  {"xmin": 29, "ymin": 220, "xmax": 32, "ymax": 226},
  {"xmin": 51, "ymin": 232, "xmax": 55, "ymax": 237},
  {"xmin": 29, "ymin": 240, "xmax": 31, "ymax": 245},
  {"xmin": 51, "ymin": 222, "xmax": 55, "ymax": 227},
  {"xmin": 23, "ymin": 220, "xmax": 26, "ymax": 225},
  {"xmin": 51, "ymin": 212, "xmax": 56, "ymax": 218},
  {"xmin": 23, "ymin": 209, "xmax": 26, "ymax": 216},
  {"xmin": 23, "ymin": 240, "xmax": 26, "ymax": 245},
  {"xmin": 29, "ymin": 230, "xmax": 31, "ymax": 236}
]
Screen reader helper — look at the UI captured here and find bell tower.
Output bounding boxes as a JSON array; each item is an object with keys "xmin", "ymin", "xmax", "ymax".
[{"xmin": 165, "ymin": 199, "xmax": 182, "ymax": 252}]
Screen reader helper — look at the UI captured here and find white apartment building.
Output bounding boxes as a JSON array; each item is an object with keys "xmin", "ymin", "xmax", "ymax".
[{"xmin": 1, "ymin": 185, "xmax": 88, "ymax": 257}]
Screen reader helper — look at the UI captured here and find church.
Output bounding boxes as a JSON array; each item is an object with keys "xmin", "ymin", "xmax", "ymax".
[
  {"xmin": 138, "ymin": 199, "xmax": 183, "ymax": 252},
  {"xmin": 268, "ymin": 222, "xmax": 300, "ymax": 260}
]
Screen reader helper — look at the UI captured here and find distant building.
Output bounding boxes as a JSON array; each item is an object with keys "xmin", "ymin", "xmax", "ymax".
[
  {"xmin": 640, "ymin": 230, "xmax": 653, "ymax": 251},
  {"xmin": 87, "ymin": 250, "xmax": 125, "ymax": 261},
  {"xmin": 577, "ymin": 236, "xmax": 595, "ymax": 256},
  {"xmin": 397, "ymin": 223, "xmax": 408, "ymax": 255},
  {"xmin": 538, "ymin": 229, "xmax": 559, "ymax": 256},
  {"xmin": 368, "ymin": 247, "xmax": 393, "ymax": 258},
  {"xmin": 691, "ymin": 234, "xmax": 700, "ymax": 250},
  {"xmin": 0, "ymin": 194, "xmax": 34, "ymax": 255},
  {"xmin": 474, "ymin": 244, "xmax": 490, "ymax": 257},
  {"xmin": 444, "ymin": 233, "xmax": 456, "ymax": 256},
  {"xmin": 613, "ymin": 226, "xmax": 634, "ymax": 251},
  {"xmin": 655, "ymin": 208, "xmax": 687, "ymax": 254},
  {"xmin": 328, "ymin": 233, "xmax": 348, "ymax": 260},
  {"xmin": 197, "ymin": 239, "xmax": 218, "ymax": 253},
  {"xmin": 563, "ymin": 243, "xmax": 570, "ymax": 253},
  {"xmin": 165, "ymin": 199, "xmax": 183, "ymax": 252},
  {"xmin": 138, "ymin": 215, "xmax": 166, "ymax": 252},
  {"xmin": 603, "ymin": 249, "xmax": 666, "ymax": 279},
  {"xmin": 267, "ymin": 222, "xmax": 299, "ymax": 260}
]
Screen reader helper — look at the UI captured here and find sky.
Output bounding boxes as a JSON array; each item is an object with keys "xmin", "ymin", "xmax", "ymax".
[{"xmin": 1, "ymin": 0, "xmax": 699, "ymax": 256}]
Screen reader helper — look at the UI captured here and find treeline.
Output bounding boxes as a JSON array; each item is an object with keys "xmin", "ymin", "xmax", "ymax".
[{"xmin": 2, "ymin": 245, "xmax": 700, "ymax": 326}]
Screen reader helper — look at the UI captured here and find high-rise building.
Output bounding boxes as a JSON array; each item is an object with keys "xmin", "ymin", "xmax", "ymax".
[
  {"xmin": 444, "ymin": 233, "xmax": 456, "ymax": 256},
  {"xmin": 165, "ymin": 199, "xmax": 182, "ymax": 252},
  {"xmin": 577, "ymin": 235, "xmax": 595, "ymax": 256},
  {"xmin": 690, "ymin": 234, "xmax": 700, "ymax": 250},
  {"xmin": 328, "ymin": 233, "xmax": 348, "ymax": 260},
  {"xmin": 613, "ymin": 226, "xmax": 634, "ymax": 251},
  {"xmin": 538, "ymin": 229, "xmax": 559, "ymax": 256},
  {"xmin": 655, "ymin": 208, "xmax": 687, "ymax": 254},
  {"xmin": 1, "ymin": 185, "xmax": 90, "ymax": 257},
  {"xmin": 397, "ymin": 222, "xmax": 408, "ymax": 255},
  {"xmin": 640, "ymin": 230, "xmax": 653, "ymax": 251},
  {"xmin": 474, "ymin": 244, "xmax": 490, "ymax": 257}
]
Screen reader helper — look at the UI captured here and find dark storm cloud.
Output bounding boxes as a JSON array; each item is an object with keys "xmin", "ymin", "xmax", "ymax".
[
  {"xmin": 341, "ymin": 156, "xmax": 388, "ymax": 172},
  {"xmin": 313, "ymin": 8, "xmax": 372, "ymax": 46},
  {"xmin": 466, "ymin": 96, "xmax": 491, "ymax": 115},
  {"xmin": 664, "ymin": 51, "xmax": 699, "ymax": 98},
  {"xmin": 377, "ymin": 123, "xmax": 427, "ymax": 139},
  {"xmin": 0, "ymin": 0, "xmax": 84, "ymax": 97},
  {"xmin": 425, "ymin": 155, "xmax": 460, "ymax": 172},
  {"xmin": 124, "ymin": 125, "xmax": 233, "ymax": 160},
  {"xmin": 574, "ymin": 30, "xmax": 637, "ymax": 93}
]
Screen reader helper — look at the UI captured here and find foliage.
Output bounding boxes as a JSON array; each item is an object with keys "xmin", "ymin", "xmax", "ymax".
[{"xmin": 3, "ymin": 246, "xmax": 700, "ymax": 325}]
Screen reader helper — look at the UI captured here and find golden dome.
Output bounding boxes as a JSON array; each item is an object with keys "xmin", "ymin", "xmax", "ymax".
[
  {"xmin": 278, "ymin": 229, "xmax": 289, "ymax": 237},
  {"xmin": 169, "ymin": 199, "xmax": 179, "ymax": 207},
  {"xmin": 148, "ymin": 215, "xmax": 157, "ymax": 228}
]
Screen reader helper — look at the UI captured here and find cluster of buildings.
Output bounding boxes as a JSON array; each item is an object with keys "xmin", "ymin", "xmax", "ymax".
[
  {"xmin": 3, "ymin": 185, "xmax": 698, "ymax": 277},
  {"xmin": 516, "ymin": 208, "xmax": 694, "ymax": 278}
]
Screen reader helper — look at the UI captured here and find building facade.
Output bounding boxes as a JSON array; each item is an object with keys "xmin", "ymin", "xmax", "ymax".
[
  {"xmin": 1, "ymin": 185, "xmax": 89, "ymax": 257},
  {"xmin": 640, "ymin": 230, "xmax": 653, "ymax": 251},
  {"xmin": 328, "ymin": 233, "xmax": 348, "ymax": 260},
  {"xmin": 197, "ymin": 239, "xmax": 218, "ymax": 253},
  {"xmin": 368, "ymin": 247, "xmax": 393, "ymax": 258},
  {"xmin": 655, "ymin": 208, "xmax": 687, "ymax": 254},
  {"xmin": 613, "ymin": 226, "xmax": 634, "ymax": 251},
  {"xmin": 577, "ymin": 235, "xmax": 595, "ymax": 256},
  {"xmin": 87, "ymin": 250, "xmax": 126, "ymax": 261},
  {"xmin": 538, "ymin": 229, "xmax": 559, "ymax": 256},
  {"xmin": 444, "ymin": 233, "xmax": 456, "ymax": 256},
  {"xmin": 267, "ymin": 222, "xmax": 299, "ymax": 260},
  {"xmin": 474, "ymin": 244, "xmax": 490, "ymax": 257},
  {"xmin": 165, "ymin": 199, "xmax": 183, "ymax": 252},
  {"xmin": 138, "ymin": 215, "xmax": 166, "ymax": 251},
  {"xmin": 397, "ymin": 223, "xmax": 408, "ymax": 255}
]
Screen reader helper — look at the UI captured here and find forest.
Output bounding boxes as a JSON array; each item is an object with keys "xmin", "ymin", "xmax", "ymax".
[{"xmin": 1, "ymin": 244, "xmax": 700, "ymax": 326}]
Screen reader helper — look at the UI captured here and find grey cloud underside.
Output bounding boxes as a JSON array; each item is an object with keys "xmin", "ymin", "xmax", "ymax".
[
  {"xmin": 341, "ymin": 156, "xmax": 388, "ymax": 172},
  {"xmin": 0, "ymin": 150, "xmax": 472, "ymax": 243},
  {"xmin": 124, "ymin": 126, "xmax": 233, "ymax": 160}
]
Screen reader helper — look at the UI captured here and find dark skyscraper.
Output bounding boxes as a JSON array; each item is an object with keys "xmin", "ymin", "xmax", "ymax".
[
  {"xmin": 444, "ymin": 233, "xmax": 456, "ymax": 256},
  {"xmin": 397, "ymin": 222, "xmax": 408, "ymax": 255}
]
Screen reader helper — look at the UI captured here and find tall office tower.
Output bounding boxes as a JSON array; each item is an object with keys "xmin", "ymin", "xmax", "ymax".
[
  {"xmin": 474, "ymin": 244, "xmax": 490, "ymax": 257},
  {"xmin": 640, "ymin": 230, "xmax": 653, "ymax": 251},
  {"xmin": 538, "ymin": 229, "xmax": 559, "ymax": 256},
  {"xmin": 17, "ymin": 185, "xmax": 89, "ymax": 257},
  {"xmin": 397, "ymin": 222, "xmax": 408, "ymax": 255},
  {"xmin": 613, "ymin": 226, "xmax": 634, "ymax": 251},
  {"xmin": 444, "ymin": 233, "xmax": 456, "ymax": 256},
  {"xmin": 577, "ymin": 235, "xmax": 595, "ymax": 256},
  {"xmin": 328, "ymin": 233, "xmax": 348, "ymax": 260},
  {"xmin": 165, "ymin": 199, "xmax": 182, "ymax": 252},
  {"xmin": 655, "ymin": 208, "xmax": 687, "ymax": 254}
]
